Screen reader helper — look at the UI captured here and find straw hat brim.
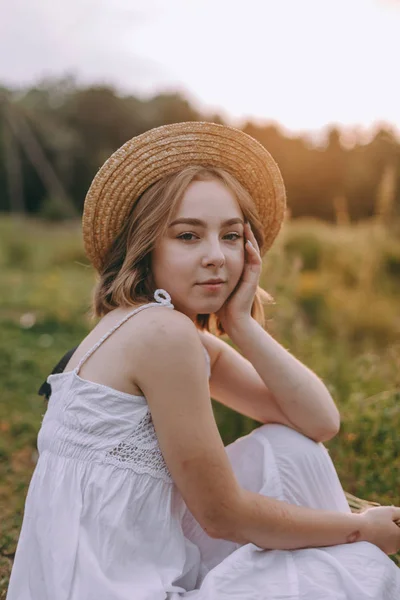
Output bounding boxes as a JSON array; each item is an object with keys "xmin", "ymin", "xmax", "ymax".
[{"xmin": 82, "ymin": 121, "xmax": 286, "ymax": 271}]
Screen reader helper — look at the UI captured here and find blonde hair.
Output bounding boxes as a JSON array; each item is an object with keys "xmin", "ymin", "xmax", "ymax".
[{"xmin": 92, "ymin": 166, "xmax": 271, "ymax": 334}]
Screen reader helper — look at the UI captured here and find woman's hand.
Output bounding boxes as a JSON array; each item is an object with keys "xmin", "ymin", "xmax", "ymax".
[
  {"xmin": 359, "ymin": 505, "xmax": 400, "ymax": 555},
  {"xmin": 216, "ymin": 222, "xmax": 262, "ymax": 333}
]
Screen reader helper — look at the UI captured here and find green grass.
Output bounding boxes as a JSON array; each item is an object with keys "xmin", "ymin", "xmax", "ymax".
[{"xmin": 0, "ymin": 215, "xmax": 399, "ymax": 593}]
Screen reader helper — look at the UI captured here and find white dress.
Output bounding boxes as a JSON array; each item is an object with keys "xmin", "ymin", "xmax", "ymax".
[{"xmin": 7, "ymin": 291, "xmax": 400, "ymax": 600}]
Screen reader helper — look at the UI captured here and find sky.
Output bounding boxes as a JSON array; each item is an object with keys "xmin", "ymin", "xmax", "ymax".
[{"xmin": 1, "ymin": 0, "xmax": 400, "ymax": 137}]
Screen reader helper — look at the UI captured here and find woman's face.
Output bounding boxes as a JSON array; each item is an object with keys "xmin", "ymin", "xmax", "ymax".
[{"xmin": 151, "ymin": 179, "xmax": 245, "ymax": 320}]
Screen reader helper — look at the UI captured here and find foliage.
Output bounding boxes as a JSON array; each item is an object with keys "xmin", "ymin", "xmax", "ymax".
[
  {"xmin": 1, "ymin": 78, "xmax": 400, "ymax": 223},
  {"xmin": 0, "ymin": 217, "xmax": 399, "ymax": 593}
]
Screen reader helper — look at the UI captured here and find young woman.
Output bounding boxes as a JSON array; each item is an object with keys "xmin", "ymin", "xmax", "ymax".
[{"xmin": 8, "ymin": 122, "xmax": 400, "ymax": 599}]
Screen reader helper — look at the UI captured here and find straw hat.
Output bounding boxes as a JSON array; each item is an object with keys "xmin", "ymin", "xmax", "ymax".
[{"xmin": 82, "ymin": 121, "xmax": 286, "ymax": 271}]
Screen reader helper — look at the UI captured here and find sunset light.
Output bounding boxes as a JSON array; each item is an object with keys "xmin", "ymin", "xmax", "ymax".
[{"xmin": 1, "ymin": 0, "xmax": 399, "ymax": 135}]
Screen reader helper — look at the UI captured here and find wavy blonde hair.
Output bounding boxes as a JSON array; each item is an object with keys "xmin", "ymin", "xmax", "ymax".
[{"xmin": 92, "ymin": 166, "xmax": 271, "ymax": 334}]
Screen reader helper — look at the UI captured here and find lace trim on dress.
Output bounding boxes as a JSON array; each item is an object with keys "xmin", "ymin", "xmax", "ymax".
[{"xmin": 103, "ymin": 410, "xmax": 173, "ymax": 483}]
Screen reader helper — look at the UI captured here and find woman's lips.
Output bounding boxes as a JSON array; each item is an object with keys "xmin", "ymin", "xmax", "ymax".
[{"xmin": 197, "ymin": 282, "xmax": 225, "ymax": 291}]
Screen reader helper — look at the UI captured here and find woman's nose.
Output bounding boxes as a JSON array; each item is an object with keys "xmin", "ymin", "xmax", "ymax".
[{"xmin": 201, "ymin": 239, "xmax": 225, "ymax": 267}]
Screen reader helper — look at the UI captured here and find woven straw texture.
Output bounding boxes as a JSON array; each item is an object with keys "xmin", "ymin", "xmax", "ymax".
[{"xmin": 82, "ymin": 121, "xmax": 286, "ymax": 271}]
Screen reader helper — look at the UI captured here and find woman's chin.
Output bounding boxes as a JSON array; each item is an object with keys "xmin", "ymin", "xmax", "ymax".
[
  {"xmin": 195, "ymin": 297, "xmax": 226, "ymax": 315},
  {"xmin": 171, "ymin": 289, "xmax": 230, "ymax": 319},
  {"xmin": 174, "ymin": 300, "xmax": 223, "ymax": 319}
]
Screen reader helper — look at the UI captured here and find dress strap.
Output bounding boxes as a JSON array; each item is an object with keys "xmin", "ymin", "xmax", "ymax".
[{"xmin": 75, "ymin": 289, "xmax": 174, "ymax": 375}]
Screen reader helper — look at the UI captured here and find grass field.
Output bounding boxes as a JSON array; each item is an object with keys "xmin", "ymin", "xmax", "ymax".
[{"xmin": 1, "ymin": 215, "xmax": 399, "ymax": 594}]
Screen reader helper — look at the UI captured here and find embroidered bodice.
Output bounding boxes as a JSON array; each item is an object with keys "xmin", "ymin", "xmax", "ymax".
[{"xmin": 39, "ymin": 289, "xmax": 210, "ymax": 484}]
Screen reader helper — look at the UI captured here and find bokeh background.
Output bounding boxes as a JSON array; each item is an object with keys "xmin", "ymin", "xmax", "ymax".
[{"xmin": 1, "ymin": 0, "xmax": 400, "ymax": 592}]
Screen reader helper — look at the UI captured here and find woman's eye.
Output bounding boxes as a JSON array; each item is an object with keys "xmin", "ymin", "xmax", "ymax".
[
  {"xmin": 177, "ymin": 232, "xmax": 197, "ymax": 241},
  {"xmin": 177, "ymin": 232, "xmax": 241, "ymax": 242}
]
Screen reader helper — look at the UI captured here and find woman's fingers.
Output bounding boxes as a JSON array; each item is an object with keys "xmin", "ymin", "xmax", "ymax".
[
  {"xmin": 244, "ymin": 224, "xmax": 261, "ymax": 270},
  {"xmin": 244, "ymin": 222, "xmax": 260, "ymax": 254},
  {"xmin": 392, "ymin": 506, "xmax": 400, "ymax": 522},
  {"xmin": 245, "ymin": 240, "xmax": 261, "ymax": 265}
]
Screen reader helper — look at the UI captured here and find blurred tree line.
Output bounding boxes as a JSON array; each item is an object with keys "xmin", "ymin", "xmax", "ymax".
[{"xmin": 0, "ymin": 77, "xmax": 399, "ymax": 223}]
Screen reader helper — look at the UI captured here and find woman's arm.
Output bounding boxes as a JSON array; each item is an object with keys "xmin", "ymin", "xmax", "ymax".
[
  {"xmin": 218, "ymin": 487, "xmax": 400, "ymax": 556},
  {"xmin": 226, "ymin": 317, "xmax": 340, "ymax": 442},
  {"xmin": 216, "ymin": 223, "xmax": 340, "ymax": 442},
  {"xmin": 134, "ymin": 310, "xmax": 400, "ymax": 555},
  {"xmin": 200, "ymin": 331, "xmax": 303, "ymax": 431}
]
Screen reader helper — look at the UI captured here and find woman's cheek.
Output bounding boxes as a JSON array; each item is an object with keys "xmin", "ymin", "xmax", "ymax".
[
  {"xmin": 232, "ymin": 250, "xmax": 245, "ymax": 277},
  {"xmin": 171, "ymin": 252, "xmax": 193, "ymax": 272},
  {"xmin": 228, "ymin": 264, "xmax": 244, "ymax": 293}
]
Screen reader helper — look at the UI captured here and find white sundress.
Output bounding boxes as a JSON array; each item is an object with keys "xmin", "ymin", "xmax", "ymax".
[{"xmin": 7, "ymin": 289, "xmax": 400, "ymax": 600}]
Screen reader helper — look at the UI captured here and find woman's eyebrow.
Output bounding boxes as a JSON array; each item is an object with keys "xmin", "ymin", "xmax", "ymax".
[{"xmin": 168, "ymin": 217, "xmax": 244, "ymax": 228}]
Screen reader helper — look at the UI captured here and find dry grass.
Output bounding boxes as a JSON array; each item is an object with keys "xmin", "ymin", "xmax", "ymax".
[{"xmin": 1, "ymin": 215, "xmax": 399, "ymax": 593}]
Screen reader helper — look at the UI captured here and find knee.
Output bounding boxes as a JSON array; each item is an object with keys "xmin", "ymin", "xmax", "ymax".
[
  {"xmin": 253, "ymin": 423, "xmax": 325, "ymax": 457},
  {"xmin": 255, "ymin": 423, "xmax": 292, "ymax": 435},
  {"xmin": 256, "ymin": 423, "xmax": 322, "ymax": 444},
  {"xmin": 254, "ymin": 422, "xmax": 305, "ymax": 441}
]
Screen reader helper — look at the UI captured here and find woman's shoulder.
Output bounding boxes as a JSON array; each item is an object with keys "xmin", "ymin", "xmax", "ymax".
[
  {"xmin": 131, "ymin": 309, "xmax": 209, "ymax": 384},
  {"xmin": 129, "ymin": 304, "xmax": 195, "ymax": 333},
  {"xmin": 68, "ymin": 305, "xmax": 196, "ymax": 370},
  {"xmin": 134, "ymin": 306, "xmax": 200, "ymax": 352},
  {"xmin": 110, "ymin": 304, "xmax": 201, "ymax": 364}
]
